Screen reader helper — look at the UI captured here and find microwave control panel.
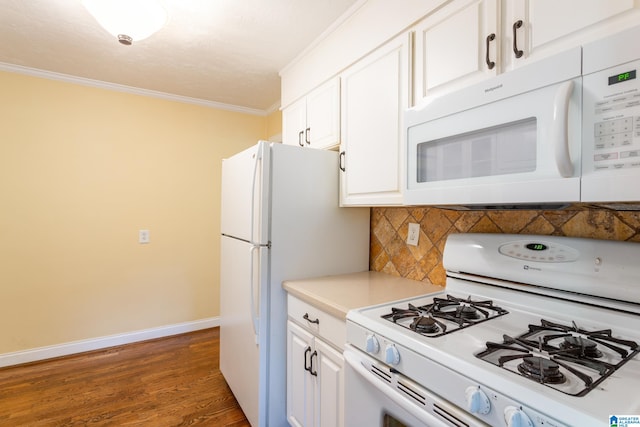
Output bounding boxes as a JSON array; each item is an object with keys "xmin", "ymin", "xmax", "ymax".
[{"xmin": 583, "ymin": 58, "xmax": 640, "ymax": 174}]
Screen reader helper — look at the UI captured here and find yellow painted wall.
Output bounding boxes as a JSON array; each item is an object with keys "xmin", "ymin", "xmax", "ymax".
[
  {"xmin": 266, "ymin": 109, "xmax": 283, "ymax": 140},
  {"xmin": 0, "ymin": 70, "xmax": 277, "ymax": 354}
]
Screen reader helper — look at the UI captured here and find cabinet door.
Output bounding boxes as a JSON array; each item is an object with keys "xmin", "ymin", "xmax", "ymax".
[
  {"xmin": 503, "ymin": 0, "xmax": 639, "ymax": 71},
  {"xmin": 283, "ymin": 98, "xmax": 307, "ymax": 147},
  {"xmin": 315, "ymin": 339, "xmax": 344, "ymax": 427},
  {"xmin": 414, "ymin": 0, "xmax": 498, "ymax": 104},
  {"xmin": 306, "ymin": 78, "xmax": 340, "ymax": 150},
  {"xmin": 340, "ymin": 33, "xmax": 410, "ymax": 206},
  {"xmin": 282, "ymin": 79, "xmax": 340, "ymax": 149},
  {"xmin": 287, "ymin": 321, "xmax": 315, "ymax": 427}
]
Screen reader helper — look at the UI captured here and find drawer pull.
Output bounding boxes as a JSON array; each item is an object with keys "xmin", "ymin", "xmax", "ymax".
[{"xmin": 303, "ymin": 313, "xmax": 320, "ymax": 325}]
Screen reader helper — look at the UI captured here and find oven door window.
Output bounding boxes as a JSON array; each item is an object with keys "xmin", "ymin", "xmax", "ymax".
[
  {"xmin": 416, "ymin": 117, "xmax": 537, "ymax": 182},
  {"xmin": 383, "ymin": 413, "xmax": 410, "ymax": 427}
]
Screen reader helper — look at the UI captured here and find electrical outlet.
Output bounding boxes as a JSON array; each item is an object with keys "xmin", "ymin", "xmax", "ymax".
[
  {"xmin": 139, "ymin": 229, "xmax": 150, "ymax": 244},
  {"xmin": 407, "ymin": 223, "xmax": 419, "ymax": 246}
]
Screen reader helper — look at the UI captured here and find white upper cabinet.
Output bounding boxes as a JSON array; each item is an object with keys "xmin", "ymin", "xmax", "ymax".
[
  {"xmin": 281, "ymin": 0, "xmax": 640, "ymax": 207},
  {"xmin": 282, "ymin": 78, "xmax": 340, "ymax": 150},
  {"xmin": 282, "ymin": 97, "xmax": 307, "ymax": 148},
  {"xmin": 502, "ymin": 0, "xmax": 639, "ymax": 72},
  {"xmin": 414, "ymin": 0, "xmax": 640, "ymax": 105},
  {"xmin": 414, "ymin": 0, "xmax": 498, "ymax": 104},
  {"xmin": 339, "ymin": 33, "xmax": 410, "ymax": 206}
]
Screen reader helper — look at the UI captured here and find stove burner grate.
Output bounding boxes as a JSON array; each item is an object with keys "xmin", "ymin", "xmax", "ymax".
[
  {"xmin": 381, "ymin": 295, "xmax": 508, "ymax": 337},
  {"xmin": 476, "ymin": 319, "xmax": 640, "ymax": 396}
]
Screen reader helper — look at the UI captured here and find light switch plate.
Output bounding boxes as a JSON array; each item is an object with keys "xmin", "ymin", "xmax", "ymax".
[
  {"xmin": 139, "ymin": 229, "xmax": 150, "ymax": 244},
  {"xmin": 407, "ymin": 223, "xmax": 419, "ymax": 246}
]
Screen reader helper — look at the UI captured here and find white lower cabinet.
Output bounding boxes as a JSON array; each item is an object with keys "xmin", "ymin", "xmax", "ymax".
[
  {"xmin": 313, "ymin": 338, "xmax": 343, "ymax": 427},
  {"xmin": 287, "ymin": 321, "xmax": 315, "ymax": 427},
  {"xmin": 286, "ymin": 296, "xmax": 345, "ymax": 427}
]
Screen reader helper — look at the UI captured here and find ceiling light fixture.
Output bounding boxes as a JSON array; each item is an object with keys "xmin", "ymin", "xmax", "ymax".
[{"xmin": 81, "ymin": 0, "xmax": 167, "ymax": 45}]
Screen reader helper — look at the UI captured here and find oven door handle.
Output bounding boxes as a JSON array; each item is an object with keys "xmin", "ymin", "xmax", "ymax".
[{"xmin": 344, "ymin": 348, "xmax": 451, "ymax": 427}]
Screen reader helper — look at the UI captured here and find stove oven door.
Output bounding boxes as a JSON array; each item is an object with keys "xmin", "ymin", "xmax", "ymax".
[{"xmin": 344, "ymin": 346, "xmax": 488, "ymax": 427}]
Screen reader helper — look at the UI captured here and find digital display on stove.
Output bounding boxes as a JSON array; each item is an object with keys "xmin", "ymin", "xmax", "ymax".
[{"xmin": 526, "ymin": 243, "xmax": 547, "ymax": 251}]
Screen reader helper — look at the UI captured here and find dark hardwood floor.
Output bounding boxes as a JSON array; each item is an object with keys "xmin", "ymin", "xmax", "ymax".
[{"xmin": 0, "ymin": 328, "xmax": 250, "ymax": 426}]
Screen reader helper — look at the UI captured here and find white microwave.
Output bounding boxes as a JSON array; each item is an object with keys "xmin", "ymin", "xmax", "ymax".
[
  {"xmin": 404, "ymin": 47, "xmax": 583, "ymax": 208},
  {"xmin": 581, "ymin": 25, "xmax": 640, "ymax": 207}
]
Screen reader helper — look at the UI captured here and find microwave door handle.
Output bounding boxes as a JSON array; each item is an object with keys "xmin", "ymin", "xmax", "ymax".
[{"xmin": 552, "ymin": 80, "xmax": 575, "ymax": 178}]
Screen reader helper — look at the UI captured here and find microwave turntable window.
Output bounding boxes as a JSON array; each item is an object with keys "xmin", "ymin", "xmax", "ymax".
[{"xmin": 416, "ymin": 118, "xmax": 537, "ymax": 182}]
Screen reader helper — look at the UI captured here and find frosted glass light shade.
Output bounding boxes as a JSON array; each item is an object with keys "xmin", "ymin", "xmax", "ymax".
[{"xmin": 82, "ymin": 0, "xmax": 167, "ymax": 43}]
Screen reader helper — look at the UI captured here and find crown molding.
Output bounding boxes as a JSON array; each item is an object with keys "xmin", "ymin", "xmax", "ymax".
[
  {"xmin": 266, "ymin": 100, "xmax": 282, "ymax": 114},
  {"xmin": 0, "ymin": 62, "xmax": 270, "ymax": 116}
]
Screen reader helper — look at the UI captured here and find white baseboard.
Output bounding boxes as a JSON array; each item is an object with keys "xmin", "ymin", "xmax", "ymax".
[{"xmin": 0, "ymin": 317, "xmax": 220, "ymax": 368}]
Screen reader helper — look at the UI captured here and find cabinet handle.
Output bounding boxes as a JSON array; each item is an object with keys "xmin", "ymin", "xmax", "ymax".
[
  {"xmin": 305, "ymin": 127, "xmax": 311, "ymax": 145},
  {"xmin": 303, "ymin": 313, "xmax": 320, "ymax": 324},
  {"xmin": 310, "ymin": 350, "xmax": 318, "ymax": 376},
  {"xmin": 339, "ymin": 151, "xmax": 346, "ymax": 172},
  {"xmin": 304, "ymin": 346, "xmax": 312, "ymax": 372},
  {"xmin": 298, "ymin": 131, "xmax": 304, "ymax": 147},
  {"xmin": 513, "ymin": 20, "xmax": 524, "ymax": 58},
  {"xmin": 485, "ymin": 33, "xmax": 496, "ymax": 70}
]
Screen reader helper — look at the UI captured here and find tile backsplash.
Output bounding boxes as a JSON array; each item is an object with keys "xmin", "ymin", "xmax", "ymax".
[{"xmin": 370, "ymin": 205, "xmax": 640, "ymax": 286}]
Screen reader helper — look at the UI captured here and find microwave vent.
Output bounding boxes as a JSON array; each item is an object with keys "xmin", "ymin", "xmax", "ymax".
[{"xmin": 433, "ymin": 203, "xmax": 570, "ymax": 211}]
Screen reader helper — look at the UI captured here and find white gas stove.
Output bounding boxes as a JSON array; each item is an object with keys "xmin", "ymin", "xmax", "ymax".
[{"xmin": 345, "ymin": 233, "xmax": 640, "ymax": 427}]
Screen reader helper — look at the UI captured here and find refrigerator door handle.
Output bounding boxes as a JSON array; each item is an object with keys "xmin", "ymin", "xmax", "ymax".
[
  {"xmin": 249, "ymin": 244, "xmax": 260, "ymax": 345},
  {"xmin": 250, "ymin": 146, "xmax": 262, "ymax": 246}
]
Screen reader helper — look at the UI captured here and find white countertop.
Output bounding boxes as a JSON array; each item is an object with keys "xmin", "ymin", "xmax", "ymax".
[{"xmin": 282, "ymin": 271, "xmax": 444, "ymax": 319}]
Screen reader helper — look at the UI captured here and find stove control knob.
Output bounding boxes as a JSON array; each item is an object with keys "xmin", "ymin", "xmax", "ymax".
[
  {"xmin": 365, "ymin": 334, "xmax": 380, "ymax": 354},
  {"xmin": 384, "ymin": 344, "xmax": 400, "ymax": 365},
  {"xmin": 504, "ymin": 406, "xmax": 534, "ymax": 427},
  {"xmin": 465, "ymin": 386, "xmax": 491, "ymax": 415}
]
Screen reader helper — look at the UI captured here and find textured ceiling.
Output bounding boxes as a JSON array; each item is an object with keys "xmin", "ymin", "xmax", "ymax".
[{"xmin": 0, "ymin": 0, "xmax": 359, "ymax": 113}]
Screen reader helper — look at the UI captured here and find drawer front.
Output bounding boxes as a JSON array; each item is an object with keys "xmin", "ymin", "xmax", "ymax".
[{"xmin": 288, "ymin": 295, "xmax": 346, "ymax": 349}]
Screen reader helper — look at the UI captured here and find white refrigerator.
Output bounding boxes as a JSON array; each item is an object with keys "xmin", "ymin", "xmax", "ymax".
[{"xmin": 219, "ymin": 141, "xmax": 369, "ymax": 426}]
